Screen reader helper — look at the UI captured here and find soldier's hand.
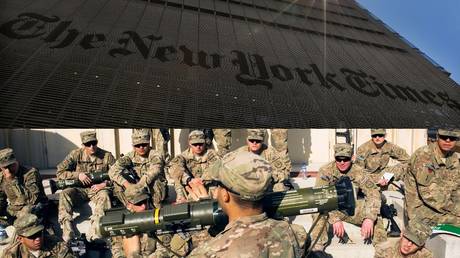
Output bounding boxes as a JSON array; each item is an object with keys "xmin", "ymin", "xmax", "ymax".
[
  {"xmin": 361, "ymin": 218, "xmax": 374, "ymax": 239},
  {"xmin": 175, "ymin": 196, "xmax": 187, "ymax": 204},
  {"xmin": 91, "ymin": 181, "xmax": 107, "ymax": 192},
  {"xmin": 377, "ymin": 178, "xmax": 389, "ymax": 186},
  {"xmin": 333, "ymin": 221, "xmax": 345, "ymax": 238},
  {"xmin": 185, "ymin": 179, "xmax": 209, "ymax": 201},
  {"xmin": 1, "ymin": 167, "xmax": 14, "ymax": 179},
  {"xmin": 78, "ymin": 173, "xmax": 92, "ymax": 186}
]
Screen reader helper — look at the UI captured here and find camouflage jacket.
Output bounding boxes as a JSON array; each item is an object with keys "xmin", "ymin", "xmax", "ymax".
[
  {"xmin": 168, "ymin": 148, "xmax": 220, "ymax": 199},
  {"xmin": 234, "ymin": 145, "xmax": 291, "ymax": 190},
  {"xmin": 404, "ymin": 143, "xmax": 460, "ymax": 224},
  {"xmin": 188, "ymin": 213, "xmax": 306, "ymax": 258},
  {"xmin": 315, "ymin": 162, "xmax": 381, "ymax": 223},
  {"xmin": 374, "ymin": 238, "xmax": 433, "ymax": 258},
  {"xmin": 56, "ymin": 147, "xmax": 115, "ymax": 180},
  {"xmin": 355, "ymin": 140, "xmax": 409, "ymax": 181},
  {"xmin": 0, "ymin": 165, "xmax": 47, "ymax": 216},
  {"xmin": 2, "ymin": 234, "xmax": 76, "ymax": 258}
]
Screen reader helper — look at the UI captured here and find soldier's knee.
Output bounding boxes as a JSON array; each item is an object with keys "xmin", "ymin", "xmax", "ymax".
[{"xmin": 59, "ymin": 188, "xmax": 76, "ymax": 204}]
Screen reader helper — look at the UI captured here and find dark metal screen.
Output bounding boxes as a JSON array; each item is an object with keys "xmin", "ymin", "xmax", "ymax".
[{"xmin": 1, "ymin": 0, "xmax": 459, "ymax": 127}]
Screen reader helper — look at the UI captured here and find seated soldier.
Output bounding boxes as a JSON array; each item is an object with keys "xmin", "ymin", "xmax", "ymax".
[
  {"xmin": 2, "ymin": 213, "xmax": 75, "ymax": 258},
  {"xmin": 120, "ymin": 187, "xmax": 189, "ymax": 258},
  {"xmin": 374, "ymin": 222, "xmax": 433, "ymax": 258},
  {"xmin": 311, "ymin": 143, "xmax": 383, "ymax": 251},
  {"xmin": 188, "ymin": 151, "xmax": 307, "ymax": 257},
  {"xmin": 56, "ymin": 131, "xmax": 115, "ymax": 241},
  {"xmin": 0, "ymin": 148, "xmax": 48, "ymax": 224},
  {"xmin": 233, "ymin": 129, "xmax": 291, "ymax": 191}
]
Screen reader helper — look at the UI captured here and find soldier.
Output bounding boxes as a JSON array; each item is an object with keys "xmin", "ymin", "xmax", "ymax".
[
  {"xmin": 355, "ymin": 129, "xmax": 410, "ymax": 186},
  {"xmin": 188, "ymin": 151, "xmax": 307, "ymax": 257},
  {"xmin": 374, "ymin": 222, "xmax": 433, "ymax": 258},
  {"xmin": 120, "ymin": 187, "xmax": 189, "ymax": 258},
  {"xmin": 56, "ymin": 131, "xmax": 115, "ymax": 241},
  {"xmin": 108, "ymin": 129, "xmax": 167, "ymax": 208},
  {"xmin": 168, "ymin": 130, "xmax": 221, "ymax": 203},
  {"xmin": 2, "ymin": 213, "xmax": 76, "ymax": 258},
  {"xmin": 233, "ymin": 129, "xmax": 291, "ymax": 191},
  {"xmin": 404, "ymin": 128, "xmax": 460, "ymax": 244},
  {"xmin": 212, "ymin": 129, "xmax": 232, "ymax": 156},
  {"xmin": 0, "ymin": 148, "xmax": 48, "ymax": 222},
  {"xmin": 311, "ymin": 143, "xmax": 383, "ymax": 250}
]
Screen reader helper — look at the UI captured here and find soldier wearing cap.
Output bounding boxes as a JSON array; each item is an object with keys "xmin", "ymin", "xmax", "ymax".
[
  {"xmin": 374, "ymin": 221, "xmax": 433, "ymax": 258},
  {"xmin": 355, "ymin": 129, "xmax": 410, "ymax": 187},
  {"xmin": 0, "ymin": 148, "xmax": 47, "ymax": 223},
  {"xmin": 56, "ymin": 130, "xmax": 115, "ymax": 241},
  {"xmin": 404, "ymin": 128, "xmax": 460, "ymax": 245},
  {"xmin": 310, "ymin": 143, "xmax": 384, "ymax": 250},
  {"xmin": 188, "ymin": 151, "xmax": 307, "ymax": 257},
  {"xmin": 109, "ymin": 129, "xmax": 167, "ymax": 208},
  {"xmin": 168, "ymin": 130, "xmax": 221, "ymax": 203},
  {"xmin": 119, "ymin": 187, "xmax": 189, "ymax": 258},
  {"xmin": 2, "ymin": 213, "xmax": 75, "ymax": 258},
  {"xmin": 233, "ymin": 129, "xmax": 291, "ymax": 191}
]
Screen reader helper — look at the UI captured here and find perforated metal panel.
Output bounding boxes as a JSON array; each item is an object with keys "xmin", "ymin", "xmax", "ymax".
[{"xmin": 0, "ymin": 0, "xmax": 459, "ymax": 127}]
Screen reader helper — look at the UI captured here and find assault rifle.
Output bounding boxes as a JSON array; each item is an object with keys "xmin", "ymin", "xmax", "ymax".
[{"xmin": 98, "ymin": 177, "xmax": 355, "ymax": 237}]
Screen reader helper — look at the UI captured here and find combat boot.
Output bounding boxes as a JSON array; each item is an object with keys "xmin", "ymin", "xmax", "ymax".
[{"xmin": 62, "ymin": 220, "xmax": 75, "ymax": 242}]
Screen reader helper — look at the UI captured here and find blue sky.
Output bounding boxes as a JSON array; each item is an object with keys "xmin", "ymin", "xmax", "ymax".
[{"xmin": 357, "ymin": 0, "xmax": 460, "ymax": 84}]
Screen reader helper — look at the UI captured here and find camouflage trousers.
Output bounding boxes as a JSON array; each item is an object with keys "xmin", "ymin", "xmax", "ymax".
[
  {"xmin": 310, "ymin": 200, "xmax": 387, "ymax": 248},
  {"xmin": 111, "ymin": 233, "xmax": 190, "ymax": 258},
  {"xmin": 58, "ymin": 187, "xmax": 111, "ymax": 240}
]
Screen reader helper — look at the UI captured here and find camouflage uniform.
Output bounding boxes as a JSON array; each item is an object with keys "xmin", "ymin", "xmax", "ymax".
[
  {"xmin": 212, "ymin": 129, "xmax": 232, "ymax": 156},
  {"xmin": 151, "ymin": 128, "xmax": 170, "ymax": 162},
  {"xmin": 234, "ymin": 129, "xmax": 291, "ymax": 192},
  {"xmin": 0, "ymin": 148, "xmax": 47, "ymax": 219},
  {"xmin": 3, "ymin": 213, "xmax": 76, "ymax": 258},
  {"xmin": 168, "ymin": 131, "xmax": 220, "ymax": 249},
  {"xmin": 271, "ymin": 129, "xmax": 292, "ymax": 173},
  {"xmin": 56, "ymin": 131, "xmax": 115, "ymax": 241},
  {"xmin": 311, "ymin": 143, "xmax": 384, "ymax": 247},
  {"xmin": 355, "ymin": 129, "xmax": 410, "ymax": 184},
  {"xmin": 404, "ymin": 129, "xmax": 460, "ymax": 244},
  {"xmin": 189, "ymin": 151, "xmax": 306, "ymax": 258},
  {"xmin": 374, "ymin": 238, "xmax": 433, "ymax": 258}
]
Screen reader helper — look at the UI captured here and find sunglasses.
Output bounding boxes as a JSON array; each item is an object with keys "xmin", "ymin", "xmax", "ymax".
[
  {"xmin": 439, "ymin": 135, "xmax": 459, "ymax": 141},
  {"xmin": 134, "ymin": 143, "xmax": 149, "ymax": 148},
  {"xmin": 213, "ymin": 180, "xmax": 241, "ymax": 196},
  {"xmin": 371, "ymin": 134, "xmax": 385, "ymax": 138},
  {"xmin": 248, "ymin": 139, "xmax": 263, "ymax": 144},
  {"xmin": 335, "ymin": 157, "xmax": 351, "ymax": 162},
  {"xmin": 191, "ymin": 143, "xmax": 204, "ymax": 147},
  {"xmin": 25, "ymin": 230, "xmax": 43, "ymax": 239},
  {"xmin": 83, "ymin": 141, "xmax": 98, "ymax": 147}
]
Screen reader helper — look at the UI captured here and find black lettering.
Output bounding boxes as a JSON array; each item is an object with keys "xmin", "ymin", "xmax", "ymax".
[
  {"xmin": 79, "ymin": 33, "xmax": 106, "ymax": 49},
  {"xmin": 369, "ymin": 76, "xmax": 396, "ymax": 99},
  {"xmin": 395, "ymin": 85, "xmax": 428, "ymax": 103},
  {"xmin": 341, "ymin": 68, "xmax": 379, "ymax": 97},
  {"xmin": 0, "ymin": 13, "xmax": 59, "ymax": 39},
  {"xmin": 311, "ymin": 64, "xmax": 345, "ymax": 91},
  {"xmin": 421, "ymin": 90, "xmax": 442, "ymax": 106},
  {"xmin": 49, "ymin": 29, "xmax": 79, "ymax": 49},
  {"xmin": 231, "ymin": 50, "xmax": 272, "ymax": 88},
  {"xmin": 154, "ymin": 46, "xmax": 177, "ymax": 62},
  {"xmin": 294, "ymin": 67, "xmax": 314, "ymax": 86},
  {"xmin": 384, "ymin": 83, "xmax": 407, "ymax": 100},
  {"xmin": 43, "ymin": 21, "xmax": 72, "ymax": 42},
  {"xmin": 437, "ymin": 91, "xmax": 460, "ymax": 111},
  {"xmin": 109, "ymin": 31, "xmax": 160, "ymax": 58},
  {"xmin": 270, "ymin": 64, "xmax": 293, "ymax": 81}
]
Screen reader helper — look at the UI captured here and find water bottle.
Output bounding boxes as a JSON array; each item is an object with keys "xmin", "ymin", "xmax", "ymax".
[{"xmin": 300, "ymin": 163, "xmax": 308, "ymax": 180}]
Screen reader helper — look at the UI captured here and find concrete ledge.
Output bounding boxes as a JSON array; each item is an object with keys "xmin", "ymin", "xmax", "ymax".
[{"xmin": 426, "ymin": 234, "xmax": 460, "ymax": 258}]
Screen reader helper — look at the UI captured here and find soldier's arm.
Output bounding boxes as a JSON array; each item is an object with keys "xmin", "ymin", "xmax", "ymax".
[
  {"xmin": 23, "ymin": 168, "xmax": 47, "ymax": 204},
  {"xmin": 108, "ymin": 158, "xmax": 130, "ymax": 187},
  {"xmin": 138, "ymin": 151, "xmax": 164, "ymax": 187},
  {"xmin": 103, "ymin": 152, "xmax": 116, "ymax": 187},
  {"xmin": 0, "ymin": 189, "xmax": 7, "ymax": 216},
  {"xmin": 167, "ymin": 155, "xmax": 188, "ymax": 200},
  {"xmin": 356, "ymin": 173, "xmax": 381, "ymax": 221},
  {"xmin": 384, "ymin": 163, "xmax": 409, "ymax": 182},
  {"xmin": 354, "ymin": 145, "xmax": 367, "ymax": 168},
  {"xmin": 390, "ymin": 144, "xmax": 410, "ymax": 164},
  {"xmin": 56, "ymin": 150, "xmax": 80, "ymax": 180}
]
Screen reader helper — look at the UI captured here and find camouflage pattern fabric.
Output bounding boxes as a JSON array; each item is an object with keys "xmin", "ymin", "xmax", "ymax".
[
  {"xmin": 0, "ymin": 165, "xmax": 47, "ymax": 217},
  {"xmin": 355, "ymin": 140, "xmax": 410, "ymax": 183},
  {"xmin": 56, "ymin": 147, "xmax": 114, "ymax": 240},
  {"xmin": 404, "ymin": 143, "xmax": 460, "ymax": 244},
  {"xmin": 213, "ymin": 129, "xmax": 232, "ymax": 156},
  {"xmin": 109, "ymin": 149, "xmax": 167, "ymax": 208},
  {"xmin": 168, "ymin": 148, "xmax": 220, "ymax": 201},
  {"xmin": 270, "ymin": 129, "xmax": 288, "ymax": 154},
  {"xmin": 151, "ymin": 129, "xmax": 170, "ymax": 162},
  {"xmin": 310, "ymin": 161, "xmax": 383, "ymax": 246},
  {"xmin": 2, "ymin": 234, "xmax": 76, "ymax": 258},
  {"xmin": 233, "ymin": 144, "xmax": 291, "ymax": 192},
  {"xmin": 188, "ymin": 213, "xmax": 305, "ymax": 258},
  {"xmin": 374, "ymin": 238, "xmax": 433, "ymax": 258}
]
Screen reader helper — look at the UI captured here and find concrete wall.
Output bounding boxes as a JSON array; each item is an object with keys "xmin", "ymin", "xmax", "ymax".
[{"xmin": 0, "ymin": 129, "xmax": 427, "ymax": 170}]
